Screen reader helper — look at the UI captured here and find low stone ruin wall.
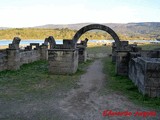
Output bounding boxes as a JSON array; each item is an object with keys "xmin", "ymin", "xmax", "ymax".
[
  {"xmin": 112, "ymin": 41, "xmax": 160, "ymax": 97},
  {"xmin": 129, "ymin": 57, "xmax": 160, "ymax": 97},
  {"xmin": 0, "ymin": 48, "xmax": 43, "ymax": 71},
  {"xmin": 19, "ymin": 50, "xmax": 41, "ymax": 66},
  {"xmin": 0, "ymin": 36, "xmax": 87, "ymax": 73},
  {"xmin": 0, "ymin": 37, "xmax": 48, "ymax": 71},
  {"xmin": 140, "ymin": 50, "xmax": 160, "ymax": 58},
  {"xmin": 0, "ymin": 52, "xmax": 7, "ymax": 71}
]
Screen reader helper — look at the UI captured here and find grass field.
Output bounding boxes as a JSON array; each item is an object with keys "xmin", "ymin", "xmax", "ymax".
[
  {"xmin": 0, "ymin": 60, "xmax": 93, "ymax": 101},
  {"xmin": 87, "ymin": 45, "xmax": 112, "ymax": 54}
]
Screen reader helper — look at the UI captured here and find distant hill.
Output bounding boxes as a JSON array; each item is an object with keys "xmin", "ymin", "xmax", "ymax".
[
  {"xmin": 0, "ymin": 27, "xmax": 8, "ymax": 30},
  {"xmin": 0, "ymin": 22, "xmax": 160, "ymax": 40},
  {"xmin": 34, "ymin": 23, "xmax": 91, "ymax": 30},
  {"xmin": 34, "ymin": 22, "xmax": 160, "ymax": 39},
  {"xmin": 104, "ymin": 22, "xmax": 160, "ymax": 35}
]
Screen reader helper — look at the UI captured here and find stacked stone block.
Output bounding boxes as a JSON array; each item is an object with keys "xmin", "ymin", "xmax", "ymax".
[
  {"xmin": 129, "ymin": 57, "xmax": 160, "ymax": 97},
  {"xmin": 0, "ymin": 52, "xmax": 8, "ymax": 71},
  {"xmin": 48, "ymin": 49, "xmax": 78, "ymax": 74},
  {"xmin": 115, "ymin": 51, "xmax": 129, "ymax": 76},
  {"xmin": 48, "ymin": 39, "xmax": 78, "ymax": 74},
  {"xmin": 77, "ymin": 39, "xmax": 88, "ymax": 63},
  {"xmin": 0, "ymin": 37, "xmax": 49, "ymax": 71}
]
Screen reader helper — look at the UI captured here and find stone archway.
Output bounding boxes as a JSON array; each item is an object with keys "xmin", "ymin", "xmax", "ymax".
[
  {"xmin": 9, "ymin": 37, "xmax": 21, "ymax": 49},
  {"xmin": 44, "ymin": 36, "xmax": 56, "ymax": 49},
  {"xmin": 72, "ymin": 24, "xmax": 121, "ymax": 48}
]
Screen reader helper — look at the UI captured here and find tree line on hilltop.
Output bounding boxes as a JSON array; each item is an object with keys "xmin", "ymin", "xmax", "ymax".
[{"xmin": 0, "ymin": 22, "xmax": 160, "ymax": 40}]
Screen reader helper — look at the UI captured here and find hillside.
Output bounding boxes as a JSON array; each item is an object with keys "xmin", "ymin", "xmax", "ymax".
[
  {"xmin": 0, "ymin": 22, "xmax": 160, "ymax": 40},
  {"xmin": 35, "ymin": 22, "xmax": 160, "ymax": 39},
  {"xmin": 0, "ymin": 27, "xmax": 8, "ymax": 30}
]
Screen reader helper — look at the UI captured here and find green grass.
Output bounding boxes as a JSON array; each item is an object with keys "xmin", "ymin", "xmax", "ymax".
[
  {"xmin": 140, "ymin": 44, "xmax": 160, "ymax": 50},
  {"xmin": 87, "ymin": 45, "xmax": 112, "ymax": 54},
  {"xmin": 102, "ymin": 57, "xmax": 160, "ymax": 110},
  {"xmin": 0, "ymin": 60, "xmax": 93, "ymax": 101}
]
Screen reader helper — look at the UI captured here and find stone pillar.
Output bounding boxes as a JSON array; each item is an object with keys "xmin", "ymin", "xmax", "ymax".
[
  {"xmin": 48, "ymin": 49, "xmax": 78, "ymax": 74},
  {"xmin": 9, "ymin": 37, "xmax": 21, "ymax": 49},
  {"xmin": 77, "ymin": 38, "xmax": 88, "ymax": 62},
  {"xmin": 120, "ymin": 41, "xmax": 128, "ymax": 49},
  {"xmin": 7, "ymin": 49, "xmax": 20, "ymax": 70},
  {"xmin": 112, "ymin": 42, "xmax": 117, "ymax": 62},
  {"xmin": 115, "ymin": 51, "xmax": 129, "ymax": 76},
  {"xmin": 77, "ymin": 45, "xmax": 87, "ymax": 63},
  {"xmin": 40, "ymin": 44, "xmax": 48, "ymax": 60},
  {"xmin": 44, "ymin": 36, "xmax": 56, "ymax": 49},
  {"xmin": 112, "ymin": 41, "xmax": 129, "ymax": 63}
]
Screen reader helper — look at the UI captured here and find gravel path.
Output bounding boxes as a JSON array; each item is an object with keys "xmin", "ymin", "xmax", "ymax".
[{"xmin": 59, "ymin": 59, "xmax": 160, "ymax": 120}]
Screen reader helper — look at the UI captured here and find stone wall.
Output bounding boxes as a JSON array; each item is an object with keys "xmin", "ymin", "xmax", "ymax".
[
  {"xmin": 7, "ymin": 49, "xmax": 21, "ymax": 70},
  {"xmin": 6, "ymin": 48, "xmax": 42, "ymax": 70},
  {"xmin": 129, "ymin": 50, "xmax": 160, "ymax": 59},
  {"xmin": 112, "ymin": 42, "xmax": 117, "ymax": 63},
  {"xmin": 112, "ymin": 41, "xmax": 138, "ymax": 63},
  {"xmin": 128, "ymin": 58, "xmax": 138, "ymax": 85},
  {"xmin": 140, "ymin": 50, "xmax": 160, "ymax": 58},
  {"xmin": 129, "ymin": 57, "xmax": 160, "ymax": 97},
  {"xmin": 77, "ymin": 39, "xmax": 88, "ymax": 63},
  {"xmin": 48, "ymin": 49, "xmax": 78, "ymax": 74},
  {"xmin": 115, "ymin": 51, "xmax": 129, "ymax": 76},
  {"xmin": 19, "ymin": 50, "xmax": 41, "ymax": 65},
  {"xmin": 0, "ymin": 52, "xmax": 7, "ymax": 71},
  {"xmin": 0, "ymin": 37, "xmax": 48, "ymax": 71},
  {"xmin": 78, "ymin": 46, "xmax": 87, "ymax": 62},
  {"xmin": 112, "ymin": 40, "xmax": 160, "ymax": 97}
]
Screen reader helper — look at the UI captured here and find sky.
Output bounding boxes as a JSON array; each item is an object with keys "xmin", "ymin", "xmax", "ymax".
[{"xmin": 0, "ymin": 0, "xmax": 160, "ymax": 27}]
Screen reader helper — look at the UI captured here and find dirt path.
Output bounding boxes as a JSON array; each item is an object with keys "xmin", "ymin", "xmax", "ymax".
[
  {"xmin": 59, "ymin": 59, "xmax": 105, "ymax": 119},
  {"xmin": 58, "ymin": 59, "xmax": 159, "ymax": 120}
]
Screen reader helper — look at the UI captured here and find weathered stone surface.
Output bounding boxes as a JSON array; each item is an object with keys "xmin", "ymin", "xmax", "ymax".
[
  {"xmin": 129, "ymin": 57, "xmax": 160, "ymax": 97},
  {"xmin": 7, "ymin": 49, "xmax": 20, "ymax": 70},
  {"xmin": 19, "ymin": 50, "xmax": 41, "ymax": 65},
  {"xmin": 40, "ymin": 44, "xmax": 48, "ymax": 60},
  {"xmin": 140, "ymin": 50, "xmax": 160, "ymax": 58},
  {"xmin": 0, "ymin": 37, "xmax": 49, "ymax": 71},
  {"xmin": 129, "ymin": 58, "xmax": 138, "ymax": 85},
  {"xmin": 120, "ymin": 41, "xmax": 128, "ymax": 50},
  {"xmin": 77, "ymin": 40, "xmax": 88, "ymax": 63},
  {"xmin": 48, "ymin": 49, "xmax": 78, "ymax": 74},
  {"xmin": 112, "ymin": 42, "xmax": 117, "ymax": 62},
  {"xmin": 0, "ymin": 53, "xmax": 7, "ymax": 71},
  {"xmin": 44, "ymin": 36, "xmax": 56, "ymax": 49},
  {"xmin": 112, "ymin": 41, "xmax": 137, "ymax": 63},
  {"xmin": 63, "ymin": 39, "xmax": 76, "ymax": 49},
  {"xmin": 9, "ymin": 37, "xmax": 21, "ymax": 49},
  {"xmin": 129, "ymin": 52, "xmax": 141, "ymax": 61},
  {"xmin": 115, "ymin": 51, "xmax": 129, "ymax": 76}
]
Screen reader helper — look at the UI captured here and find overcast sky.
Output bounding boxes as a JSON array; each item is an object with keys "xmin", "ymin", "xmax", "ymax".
[{"xmin": 0, "ymin": 0, "xmax": 160, "ymax": 27}]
